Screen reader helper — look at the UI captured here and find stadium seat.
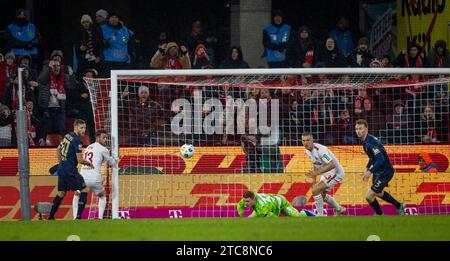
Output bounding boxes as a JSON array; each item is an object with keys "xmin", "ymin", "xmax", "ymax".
[{"xmin": 46, "ymin": 134, "xmax": 62, "ymax": 147}]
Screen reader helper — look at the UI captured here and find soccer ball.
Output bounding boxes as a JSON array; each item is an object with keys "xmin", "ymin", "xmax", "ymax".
[{"xmin": 180, "ymin": 144, "xmax": 195, "ymax": 158}]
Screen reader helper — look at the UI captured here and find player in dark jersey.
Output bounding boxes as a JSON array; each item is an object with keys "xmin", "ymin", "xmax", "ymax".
[
  {"xmin": 355, "ymin": 119, "xmax": 405, "ymax": 216},
  {"xmin": 48, "ymin": 119, "xmax": 94, "ymax": 220}
]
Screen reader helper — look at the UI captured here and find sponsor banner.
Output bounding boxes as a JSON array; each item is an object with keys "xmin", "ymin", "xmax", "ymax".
[
  {"xmin": 397, "ymin": 0, "xmax": 450, "ymax": 54},
  {"xmin": 121, "ymin": 204, "xmax": 447, "ymax": 218},
  {"xmin": 1, "ymin": 172, "xmax": 450, "ymax": 220},
  {"xmin": 367, "ymin": 1, "xmax": 397, "ymax": 59},
  {"xmin": 0, "ymin": 145, "xmax": 449, "ymax": 176}
]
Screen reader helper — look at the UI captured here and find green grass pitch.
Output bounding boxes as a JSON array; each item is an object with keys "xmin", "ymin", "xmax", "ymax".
[{"xmin": 1, "ymin": 215, "xmax": 450, "ymax": 241}]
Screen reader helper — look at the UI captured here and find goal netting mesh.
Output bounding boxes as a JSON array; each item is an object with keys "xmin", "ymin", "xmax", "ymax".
[{"xmin": 84, "ymin": 68, "xmax": 450, "ymax": 218}]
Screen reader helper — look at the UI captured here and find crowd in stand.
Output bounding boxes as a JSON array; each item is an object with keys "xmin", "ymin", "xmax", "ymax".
[{"xmin": 1, "ymin": 8, "xmax": 449, "ymax": 148}]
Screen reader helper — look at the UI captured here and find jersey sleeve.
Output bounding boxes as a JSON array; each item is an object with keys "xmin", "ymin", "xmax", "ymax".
[
  {"xmin": 368, "ymin": 142, "xmax": 386, "ymax": 174},
  {"xmin": 101, "ymin": 148, "xmax": 115, "ymax": 166},
  {"xmin": 319, "ymin": 146, "xmax": 333, "ymax": 164},
  {"xmin": 74, "ymin": 138, "xmax": 82, "ymax": 154},
  {"xmin": 236, "ymin": 199, "xmax": 245, "ymax": 217}
]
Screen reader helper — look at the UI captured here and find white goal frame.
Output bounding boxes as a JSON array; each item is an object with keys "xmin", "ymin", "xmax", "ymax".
[{"xmin": 109, "ymin": 67, "xmax": 450, "ymax": 219}]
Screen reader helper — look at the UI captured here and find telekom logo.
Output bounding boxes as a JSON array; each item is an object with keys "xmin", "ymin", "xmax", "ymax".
[{"xmin": 169, "ymin": 210, "xmax": 183, "ymax": 218}]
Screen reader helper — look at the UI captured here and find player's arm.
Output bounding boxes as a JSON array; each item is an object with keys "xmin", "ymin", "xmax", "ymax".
[
  {"xmin": 366, "ymin": 157, "xmax": 374, "ymax": 171},
  {"xmin": 77, "ymin": 153, "xmax": 94, "ymax": 168},
  {"xmin": 102, "ymin": 149, "xmax": 118, "ymax": 167},
  {"xmin": 368, "ymin": 145, "xmax": 386, "ymax": 175},
  {"xmin": 307, "ymin": 149, "xmax": 335, "ymax": 177},
  {"xmin": 56, "ymin": 144, "xmax": 62, "ymax": 163},
  {"xmin": 236, "ymin": 199, "xmax": 245, "ymax": 217},
  {"xmin": 308, "ymin": 161, "xmax": 336, "ymax": 177}
]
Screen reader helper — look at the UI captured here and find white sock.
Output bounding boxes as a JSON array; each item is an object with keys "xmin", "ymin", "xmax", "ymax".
[
  {"xmin": 313, "ymin": 195, "xmax": 324, "ymax": 215},
  {"xmin": 324, "ymin": 194, "xmax": 340, "ymax": 209},
  {"xmin": 72, "ymin": 194, "xmax": 79, "ymax": 220},
  {"xmin": 98, "ymin": 196, "xmax": 107, "ymax": 219}
]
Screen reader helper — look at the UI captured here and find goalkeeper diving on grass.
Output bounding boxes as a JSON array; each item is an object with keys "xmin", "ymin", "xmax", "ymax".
[{"xmin": 237, "ymin": 191, "xmax": 315, "ymax": 217}]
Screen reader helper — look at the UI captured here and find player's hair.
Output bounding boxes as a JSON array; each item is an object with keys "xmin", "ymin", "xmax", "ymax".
[
  {"xmin": 355, "ymin": 119, "xmax": 368, "ymax": 128},
  {"xmin": 73, "ymin": 119, "xmax": 86, "ymax": 126},
  {"xmin": 95, "ymin": 129, "xmax": 108, "ymax": 138},
  {"xmin": 301, "ymin": 132, "xmax": 313, "ymax": 138},
  {"xmin": 243, "ymin": 191, "xmax": 255, "ymax": 199}
]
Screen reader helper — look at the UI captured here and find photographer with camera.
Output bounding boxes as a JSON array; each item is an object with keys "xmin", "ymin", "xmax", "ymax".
[{"xmin": 150, "ymin": 42, "xmax": 191, "ymax": 69}]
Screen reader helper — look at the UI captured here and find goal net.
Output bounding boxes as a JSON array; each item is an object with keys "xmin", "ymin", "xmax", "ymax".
[{"xmin": 84, "ymin": 68, "xmax": 450, "ymax": 218}]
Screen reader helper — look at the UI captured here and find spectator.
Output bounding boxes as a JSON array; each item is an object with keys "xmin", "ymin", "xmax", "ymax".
[
  {"xmin": 219, "ymin": 46, "xmax": 250, "ymax": 69},
  {"xmin": 256, "ymin": 88, "xmax": 284, "ymax": 173},
  {"xmin": 23, "ymin": 99, "xmax": 44, "ymax": 146},
  {"xmin": 417, "ymin": 153, "xmax": 439, "ymax": 173},
  {"xmin": 316, "ymin": 37, "xmax": 347, "ymax": 67},
  {"xmin": 74, "ymin": 14, "xmax": 101, "ymax": 77},
  {"xmin": 358, "ymin": 98, "xmax": 383, "ymax": 137},
  {"xmin": 38, "ymin": 50, "xmax": 74, "ymax": 78},
  {"xmin": 5, "ymin": 9, "xmax": 41, "ymax": 67},
  {"xmin": 121, "ymin": 85, "xmax": 164, "ymax": 146},
  {"xmin": 4, "ymin": 65, "xmax": 36, "ymax": 111},
  {"xmin": 353, "ymin": 88, "xmax": 368, "ymax": 116},
  {"xmin": 149, "ymin": 31, "xmax": 169, "ymax": 64},
  {"xmin": 66, "ymin": 68, "xmax": 97, "ymax": 143},
  {"xmin": 150, "ymin": 42, "xmax": 191, "ymax": 69},
  {"xmin": 184, "ymin": 20, "xmax": 205, "ymax": 60},
  {"xmin": 384, "ymin": 99, "xmax": 412, "ymax": 144},
  {"xmin": 95, "ymin": 9, "xmax": 109, "ymax": 27},
  {"xmin": 427, "ymin": 40, "xmax": 450, "ymax": 68},
  {"xmin": 433, "ymin": 85, "xmax": 449, "ymax": 115},
  {"xmin": 192, "ymin": 43, "xmax": 212, "ymax": 69},
  {"xmin": 0, "ymin": 104, "xmax": 14, "ymax": 147},
  {"xmin": 329, "ymin": 16, "xmax": 354, "ymax": 57},
  {"xmin": 347, "ymin": 37, "xmax": 374, "ymax": 67},
  {"xmin": 18, "ymin": 54, "xmax": 38, "ymax": 80},
  {"xmin": 337, "ymin": 107, "xmax": 357, "ymax": 144},
  {"xmin": 205, "ymin": 31, "xmax": 219, "ymax": 67},
  {"xmin": 310, "ymin": 94, "xmax": 336, "ymax": 145},
  {"xmin": 381, "ymin": 55, "xmax": 393, "ymax": 67},
  {"xmin": 287, "ymin": 100, "xmax": 304, "ymax": 145},
  {"xmin": 262, "ymin": 10, "xmax": 292, "ymax": 68},
  {"xmin": 99, "ymin": 13, "xmax": 132, "ymax": 77},
  {"xmin": 38, "ymin": 60, "xmax": 75, "ymax": 140},
  {"xmin": 286, "ymin": 26, "xmax": 317, "ymax": 68},
  {"xmin": 241, "ymin": 131, "xmax": 261, "ymax": 173},
  {"xmin": 0, "ymin": 52, "xmax": 18, "ymax": 103},
  {"xmin": 417, "ymin": 105, "xmax": 441, "ymax": 144},
  {"xmin": 396, "ymin": 41, "xmax": 428, "ymax": 68}
]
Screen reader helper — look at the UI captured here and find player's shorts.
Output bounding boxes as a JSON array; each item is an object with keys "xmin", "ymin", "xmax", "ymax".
[
  {"xmin": 320, "ymin": 170, "xmax": 344, "ymax": 191},
  {"xmin": 57, "ymin": 172, "xmax": 86, "ymax": 192},
  {"xmin": 83, "ymin": 178, "xmax": 104, "ymax": 195},
  {"xmin": 371, "ymin": 172, "xmax": 394, "ymax": 194}
]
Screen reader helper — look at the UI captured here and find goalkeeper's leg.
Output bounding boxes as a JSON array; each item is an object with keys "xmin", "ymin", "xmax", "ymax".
[{"xmin": 280, "ymin": 195, "xmax": 313, "ymax": 217}]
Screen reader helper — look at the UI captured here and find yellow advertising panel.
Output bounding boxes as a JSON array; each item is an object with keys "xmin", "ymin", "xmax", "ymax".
[{"xmin": 397, "ymin": 0, "xmax": 450, "ymax": 53}]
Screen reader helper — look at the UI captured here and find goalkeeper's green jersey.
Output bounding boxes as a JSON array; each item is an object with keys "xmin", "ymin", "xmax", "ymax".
[{"xmin": 237, "ymin": 193, "xmax": 289, "ymax": 217}]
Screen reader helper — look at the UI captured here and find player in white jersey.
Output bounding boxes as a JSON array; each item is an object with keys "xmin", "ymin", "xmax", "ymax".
[
  {"xmin": 72, "ymin": 130, "xmax": 117, "ymax": 219},
  {"xmin": 301, "ymin": 132, "xmax": 346, "ymax": 216}
]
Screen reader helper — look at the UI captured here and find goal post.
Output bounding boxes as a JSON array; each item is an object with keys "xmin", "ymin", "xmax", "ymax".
[{"xmin": 86, "ymin": 68, "xmax": 450, "ymax": 219}]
